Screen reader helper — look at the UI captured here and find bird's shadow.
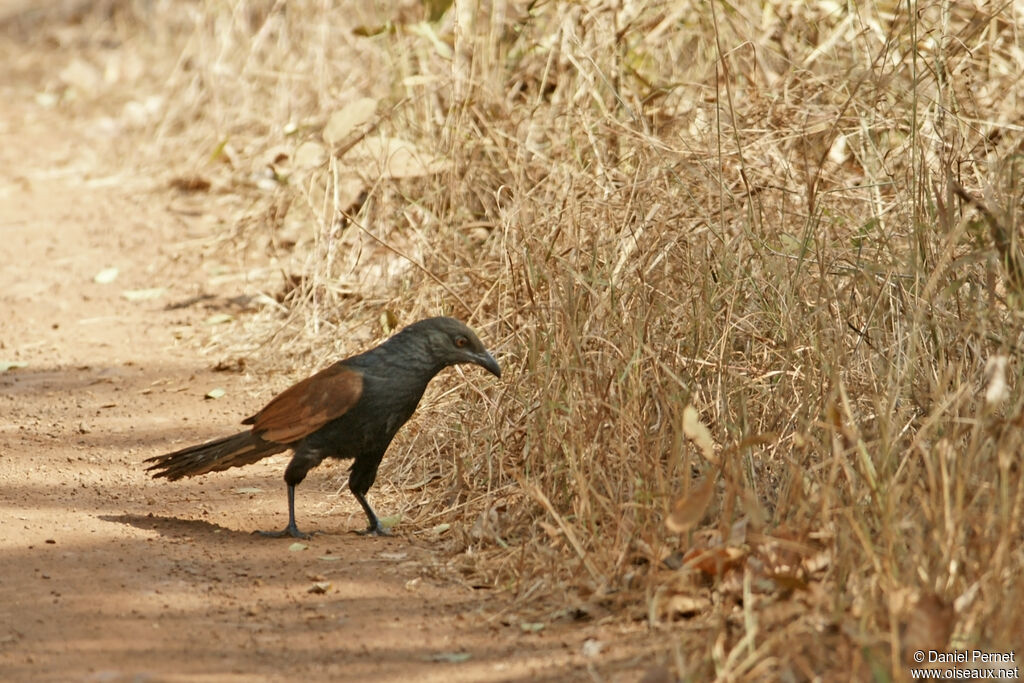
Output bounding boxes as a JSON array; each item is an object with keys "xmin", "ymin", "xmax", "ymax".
[
  {"xmin": 99, "ymin": 513, "xmax": 253, "ymax": 539},
  {"xmin": 100, "ymin": 513, "xmax": 350, "ymax": 540}
]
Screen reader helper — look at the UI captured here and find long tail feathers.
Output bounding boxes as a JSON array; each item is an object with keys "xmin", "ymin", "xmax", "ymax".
[{"xmin": 145, "ymin": 432, "xmax": 286, "ymax": 480}]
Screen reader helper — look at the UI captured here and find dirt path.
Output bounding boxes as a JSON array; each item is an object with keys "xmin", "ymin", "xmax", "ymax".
[{"xmin": 0, "ymin": 46, "xmax": 642, "ymax": 683}]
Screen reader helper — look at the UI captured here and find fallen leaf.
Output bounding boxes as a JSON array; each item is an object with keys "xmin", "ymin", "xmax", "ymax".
[
  {"xmin": 169, "ymin": 176, "xmax": 211, "ymax": 193},
  {"xmin": 307, "ymin": 582, "xmax": 331, "ymax": 594},
  {"xmin": 347, "ymin": 137, "xmax": 449, "ymax": 178},
  {"xmin": 682, "ymin": 545, "xmax": 745, "ymax": 576},
  {"xmin": 59, "ymin": 58, "xmax": 100, "ymax": 94},
  {"xmin": 93, "ymin": 267, "xmax": 119, "ymax": 284},
  {"xmin": 666, "ymin": 475, "xmax": 716, "ymax": 534},
  {"xmin": 378, "ymin": 514, "xmax": 400, "ymax": 530},
  {"xmin": 294, "ymin": 141, "xmax": 327, "ymax": 168},
  {"xmin": 233, "ymin": 487, "xmax": 263, "ymax": 494},
  {"xmin": 0, "ymin": 362, "xmax": 27, "ymax": 373},
  {"xmin": 768, "ymin": 572, "xmax": 810, "ymax": 592},
  {"xmin": 205, "ymin": 388, "xmax": 226, "ymax": 400},
  {"xmin": 519, "ymin": 622, "xmax": 545, "ymax": 633},
  {"xmin": 288, "ymin": 542, "xmax": 307, "ymax": 552},
  {"xmin": 122, "ymin": 288, "xmax": 166, "ymax": 301},
  {"xmin": 661, "ymin": 593, "xmax": 710, "ymax": 619},
  {"xmin": 324, "ymin": 98, "xmax": 378, "ymax": 147},
  {"xmin": 903, "ymin": 592, "xmax": 955, "ymax": 657},
  {"xmin": 204, "ymin": 313, "xmax": 234, "ymax": 326},
  {"xmin": 380, "ymin": 309, "xmax": 399, "ymax": 333}
]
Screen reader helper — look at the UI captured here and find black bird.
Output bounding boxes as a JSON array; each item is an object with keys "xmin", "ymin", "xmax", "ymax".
[{"xmin": 145, "ymin": 317, "xmax": 501, "ymax": 538}]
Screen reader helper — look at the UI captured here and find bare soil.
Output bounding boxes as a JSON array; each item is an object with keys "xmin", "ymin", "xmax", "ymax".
[{"xmin": 0, "ymin": 32, "xmax": 650, "ymax": 683}]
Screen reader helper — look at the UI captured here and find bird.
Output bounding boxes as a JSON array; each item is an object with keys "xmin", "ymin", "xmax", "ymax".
[{"xmin": 145, "ymin": 316, "xmax": 501, "ymax": 539}]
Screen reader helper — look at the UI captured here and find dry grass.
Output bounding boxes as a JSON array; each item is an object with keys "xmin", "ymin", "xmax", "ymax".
[{"xmin": 15, "ymin": 0, "xmax": 1024, "ymax": 678}]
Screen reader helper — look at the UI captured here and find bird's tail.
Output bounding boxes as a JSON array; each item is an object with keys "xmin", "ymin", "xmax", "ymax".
[{"xmin": 145, "ymin": 432, "xmax": 286, "ymax": 481}]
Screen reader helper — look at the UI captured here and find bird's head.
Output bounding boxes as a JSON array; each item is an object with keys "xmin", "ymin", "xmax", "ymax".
[{"xmin": 407, "ymin": 316, "xmax": 502, "ymax": 378}]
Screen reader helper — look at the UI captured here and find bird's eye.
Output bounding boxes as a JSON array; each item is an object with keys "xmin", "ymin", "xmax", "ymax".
[{"xmin": 455, "ymin": 336, "xmax": 468, "ymax": 348}]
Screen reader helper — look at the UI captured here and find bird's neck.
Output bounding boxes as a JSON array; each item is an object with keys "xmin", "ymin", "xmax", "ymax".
[{"xmin": 359, "ymin": 334, "xmax": 445, "ymax": 382}]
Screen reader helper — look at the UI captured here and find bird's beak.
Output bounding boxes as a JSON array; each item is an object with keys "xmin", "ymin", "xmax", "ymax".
[{"xmin": 475, "ymin": 350, "xmax": 501, "ymax": 378}]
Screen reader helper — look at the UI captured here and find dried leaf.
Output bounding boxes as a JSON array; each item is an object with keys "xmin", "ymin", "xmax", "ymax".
[
  {"xmin": 169, "ymin": 176, "xmax": 211, "ymax": 193},
  {"xmin": 204, "ymin": 313, "xmax": 234, "ymax": 326},
  {"xmin": 985, "ymin": 355, "xmax": 1009, "ymax": 406},
  {"xmin": 682, "ymin": 546, "xmax": 745, "ymax": 576},
  {"xmin": 682, "ymin": 405, "xmax": 717, "ymax": 462},
  {"xmin": 294, "ymin": 141, "xmax": 327, "ymax": 169},
  {"xmin": 122, "ymin": 288, "xmax": 166, "ymax": 301},
  {"xmin": 324, "ymin": 98, "xmax": 377, "ymax": 147},
  {"xmin": 59, "ymin": 58, "xmax": 100, "ymax": 94},
  {"xmin": 93, "ymin": 267, "xmax": 119, "ymax": 284},
  {"xmin": 409, "ymin": 21, "xmax": 452, "ymax": 58},
  {"xmin": 903, "ymin": 593, "xmax": 955, "ymax": 660},
  {"xmin": 768, "ymin": 572, "xmax": 810, "ymax": 592},
  {"xmin": 666, "ymin": 475, "xmax": 716, "ymax": 534},
  {"xmin": 346, "ymin": 137, "xmax": 448, "ymax": 178},
  {"xmin": 662, "ymin": 593, "xmax": 710, "ymax": 619},
  {"xmin": 380, "ymin": 309, "xmax": 399, "ymax": 333}
]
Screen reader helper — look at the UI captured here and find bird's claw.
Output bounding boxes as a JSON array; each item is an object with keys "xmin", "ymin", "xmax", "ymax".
[{"xmin": 352, "ymin": 525, "xmax": 390, "ymax": 537}]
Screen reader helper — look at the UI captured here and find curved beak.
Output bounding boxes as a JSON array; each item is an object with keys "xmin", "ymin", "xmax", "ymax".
[{"xmin": 474, "ymin": 350, "xmax": 501, "ymax": 378}]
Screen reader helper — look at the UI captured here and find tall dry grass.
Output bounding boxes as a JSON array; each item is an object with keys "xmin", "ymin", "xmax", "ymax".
[{"xmin": 20, "ymin": 0, "xmax": 1024, "ymax": 677}]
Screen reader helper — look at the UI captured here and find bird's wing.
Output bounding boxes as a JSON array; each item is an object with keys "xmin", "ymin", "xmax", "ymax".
[{"xmin": 242, "ymin": 364, "xmax": 364, "ymax": 443}]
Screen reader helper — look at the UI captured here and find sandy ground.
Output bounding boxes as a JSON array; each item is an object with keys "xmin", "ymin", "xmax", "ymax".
[{"xmin": 0, "ymin": 34, "xmax": 655, "ymax": 683}]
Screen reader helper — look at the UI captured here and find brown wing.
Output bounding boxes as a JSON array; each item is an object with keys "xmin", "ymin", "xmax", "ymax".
[{"xmin": 241, "ymin": 364, "xmax": 363, "ymax": 443}]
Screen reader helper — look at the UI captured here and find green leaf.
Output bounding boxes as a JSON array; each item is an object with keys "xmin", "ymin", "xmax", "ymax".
[{"xmin": 378, "ymin": 514, "xmax": 401, "ymax": 529}]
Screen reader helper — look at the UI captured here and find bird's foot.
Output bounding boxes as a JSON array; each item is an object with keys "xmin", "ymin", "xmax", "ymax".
[
  {"xmin": 352, "ymin": 524, "xmax": 390, "ymax": 537},
  {"xmin": 256, "ymin": 525, "xmax": 312, "ymax": 540}
]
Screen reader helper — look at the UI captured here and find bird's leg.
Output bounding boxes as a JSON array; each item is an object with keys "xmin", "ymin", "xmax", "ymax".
[
  {"xmin": 351, "ymin": 488, "xmax": 388, "ymax": 536},
  {"xmin": 257, "ymin": 484, "xmax": 311, "ymax": 539},
  {"xmin": 348, "ymin": 459, "xmax": 389, "ymax": 535}
]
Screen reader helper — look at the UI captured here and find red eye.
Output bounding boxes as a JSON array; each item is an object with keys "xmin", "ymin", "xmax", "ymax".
[{"xmin": 455, "ymin": 336, "xmax": 468, "ymax": 348}]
